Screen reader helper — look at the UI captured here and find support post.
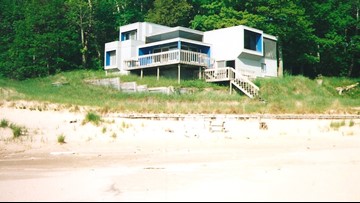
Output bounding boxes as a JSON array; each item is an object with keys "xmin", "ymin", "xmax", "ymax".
[
  {"xmin": 178, "ymin": 64, "xmax": 181, "ymax": 84},
  {"xmin": 198, "ymin": 67, "xmax": 202, "ymax": 79},
  {"xmin": 157, "ymin": 67, "xmax": 160, "ymax": 81},
  {"xmin": 140, "ymin": 69, "xmax": 143, "ymax": 79},
  {"xmin": 229, "ymin": 81, "xmax": 232, "ymax": 95}
]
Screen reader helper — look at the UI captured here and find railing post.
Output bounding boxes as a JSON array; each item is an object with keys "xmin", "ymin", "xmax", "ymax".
[
  {"xmin": 198, "ymin": 67, "xmax": 202, "ymax": 79},
  {"xmin": 178, "ymin": 64, "xmax": 181, "ymax": 84},
  {"xmin": 157, "ymin": 67, "xmax": 159, "ymax": 81}
]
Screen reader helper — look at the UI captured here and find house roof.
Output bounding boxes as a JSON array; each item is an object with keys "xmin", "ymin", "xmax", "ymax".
[{"xmin": 146, "ymin": 27, "xmax": 204, "ymax": 43}]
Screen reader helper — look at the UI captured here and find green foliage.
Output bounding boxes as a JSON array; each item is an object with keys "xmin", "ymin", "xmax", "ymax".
[
  {"xmin": 0, "ymin": 70, "xmax": 359, "ymax": 114},
  {"xmin": 349, "ymin": 120, "xmax": 355, "ymax": 127},
  {"xmin": 145, "ymin": 0, "xmax": 193, "ymax": 27},
  {"xmin": 255, "ymin": 75, "xmax": 360, "ymax": 114},
  {"xmin": 114, "ymin": 0, "xmax": 152, "ymax": 26},
  {"xmin": 0, "ymin": 0, "xmax": 359, "ymax": 79},
  {"xmin": 83, "ymin": 112, "xmax": 102, "ymax": 126},
  {"xmin": 330, "ymin": 120, "xmax": 346, "ymax": 130},
  {"xmin": 57, "ymin": 134, "xmax": 66, "ymax": 144},
  {"xmin": 9, "ymin": 123, "xmax": 25, "ymax": 138},
  {"xmin": 0, "ymin": 119, "xmax": 9, "ymax": 128}
]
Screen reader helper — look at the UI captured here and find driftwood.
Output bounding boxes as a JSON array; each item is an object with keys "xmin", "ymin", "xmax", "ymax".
[{"xmin": 335, "ymin": 82, "xmax": 359, "ymax": 95}]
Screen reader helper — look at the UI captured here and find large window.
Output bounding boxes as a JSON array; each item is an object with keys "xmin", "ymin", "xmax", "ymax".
[
  {"xmin": 244, "ymin": 30, "xmax": 262, "ymax": 53},
  {"xmin": 121, "ymin": 30, "xmax": 137, "ymax": 41},
  {"xmin": 106, "ymin": 50, "xmax": 116, "ymax": 66},
  {"xmin": 264, "ymin": 38, "xmax": 277, "ymax": 59}
]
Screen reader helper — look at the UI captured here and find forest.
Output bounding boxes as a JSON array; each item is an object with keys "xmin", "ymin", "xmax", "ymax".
[{"xmin": 0, "ymin": 0, "xmax": 358, "ymax": 80}]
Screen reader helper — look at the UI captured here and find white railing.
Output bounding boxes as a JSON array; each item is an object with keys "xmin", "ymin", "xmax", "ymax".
[
  {"xmin": 204, "ymin": 67, "xmax": 259, "ymax": 98},
  {"xmin": 124, "ymin": 50, "xmax": 210, "ymax": 70},
  {"xmin": 204, "ymin": 67, "xmax": 233, "ymax": 81}
]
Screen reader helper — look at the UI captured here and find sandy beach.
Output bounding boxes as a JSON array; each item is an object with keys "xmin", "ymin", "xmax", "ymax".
[{"xmin": 1, "ymin": 101, "xmax": 360, "ymax": 202}]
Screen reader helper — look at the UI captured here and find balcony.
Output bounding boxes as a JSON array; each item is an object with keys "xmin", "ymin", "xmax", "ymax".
[{"xmin": 124, "ymin": 50, "xmax": 211, "ymax": 70}]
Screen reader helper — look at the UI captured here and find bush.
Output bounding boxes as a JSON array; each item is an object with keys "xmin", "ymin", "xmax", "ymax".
[
  {"xmin": 83, "ymin": 112, "xmax": 101, "ymax": 125},
  {"xmin": 9, "ymin": 123, "xmax": 23, "ymax": 138},
  {"xmin": 57, "ymin": 134, "xmax": 66, "ymax": 144},
  {"xmin": 0, "ymin": 119, "xmax": 8, "ymax": 128}
]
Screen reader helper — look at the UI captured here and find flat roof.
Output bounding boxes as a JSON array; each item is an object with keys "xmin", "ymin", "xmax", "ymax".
[{"xmin": 146, "ymin": 27, "xmax": 204, "ymax": 43}]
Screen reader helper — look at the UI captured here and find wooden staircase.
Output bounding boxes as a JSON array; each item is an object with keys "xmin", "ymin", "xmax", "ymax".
[
  {"xmin": 230, "ymin": 71, "xmax": 259, "ymax": 98},
  {"xmin": 204, "ymin": 67, "xmax": 259, "ymax": 99}
]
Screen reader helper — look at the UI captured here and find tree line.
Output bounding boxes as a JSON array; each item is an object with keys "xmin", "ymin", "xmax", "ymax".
[{"xmin": 0, "ymin": 0, "xmax": 358, "ymax": 80}]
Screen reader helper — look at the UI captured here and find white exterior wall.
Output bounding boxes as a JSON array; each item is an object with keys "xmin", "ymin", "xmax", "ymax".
[
  {"xmin": 114, "ymin": 22, "xmax": 171, "ymax": 71},
  {"xmin": 236, "ymin": 57, "xmax": 263, "ymax": 77},
  {"xmin": 104, "ymin": 41, "xmax": 121, "ymax": 71},
  {"xmin": 204, "ymin": 25, "xmax": 277, "ymax": 78},
  {"xmin": 262, "ymin": 58, "xmax": 277, "ymax": 77},
  {"xmin": 203, "ymin": 26, "xmax": 243, "ymax": 62},
  {"xmin": 119, "ymin": 40, "xmax": 144, "ymax": 70}
]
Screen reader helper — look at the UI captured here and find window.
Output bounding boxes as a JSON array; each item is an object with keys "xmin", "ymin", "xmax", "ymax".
[
  {"xmin": 217, "ymin": 60, "xmax": 225, "ymax": 68},
  {"xmin": 264, "ymin": 38, "xmax": 277, "ymax": 59},
  {"xmin": 261, "ymin": 63, "xmax": 266, "ymax": 73},
  {"xmin": 244, "ymin": 30, "xmax": 262, "ymax": 52},
  {"xmin": 226, "ymin": 60, "xmax": 235, "ymax": 68},
  {"xmin": 121, "ymin": 30, "xmax": 137, "ymax": 41},
  {"xmin": 106, "ymin": 51, "xmax": 116, "ymax": 66}
]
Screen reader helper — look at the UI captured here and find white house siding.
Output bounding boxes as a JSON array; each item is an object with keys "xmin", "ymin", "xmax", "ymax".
[
  {"xmin": 262, "ymin": 58, "xmax": 277, "ymax": 77},
  {"xmin": 119, "ymin": 40, "xmax": 144, "ymax": 71},
  {"xmin": 237, "ymin": 57, "xmax": 262, "ymax": 77},
  {"xmin": 203, "ymin": 26, "xmax": 243, "ymax": 62},
  {"xmin": 107, "ymin": 22, "xmax": 170, "ymax": 73},
  {"xmin": 203, "ymin": 25, "xmax": 277, "ymax": 78},
  {"xmin": 104, "ymin": 41, "xmax": 121, "ymax": 72}
]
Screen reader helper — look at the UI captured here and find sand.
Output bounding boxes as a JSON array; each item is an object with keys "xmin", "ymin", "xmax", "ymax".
[{"xmin": 1, "ymin": 101, "xmax": 360, "ymax": 202}]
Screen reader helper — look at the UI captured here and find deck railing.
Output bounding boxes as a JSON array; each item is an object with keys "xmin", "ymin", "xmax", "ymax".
[
  {"xmin": 124, "ymin": 50, "xmax": 211, "ymax": 70},
  {"xmin": 204, "ymin": 67, "xmax": 234, "ymax": 81}
]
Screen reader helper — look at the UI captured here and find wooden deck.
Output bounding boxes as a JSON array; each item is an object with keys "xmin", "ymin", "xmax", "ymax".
[{"xmin": 124, "ymin": 50, "xmax": 211, "ymax": 70}]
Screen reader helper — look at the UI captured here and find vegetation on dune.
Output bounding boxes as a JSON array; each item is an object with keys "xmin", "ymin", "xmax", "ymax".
[{"xmin": 0, "ymin": 70, "xmax": 359, "ymax": 114}]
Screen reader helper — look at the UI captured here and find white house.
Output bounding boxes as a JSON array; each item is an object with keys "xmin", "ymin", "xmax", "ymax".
[{"xmin": 104, "ymin": 22, "xmax": 278, "ymax": 98}]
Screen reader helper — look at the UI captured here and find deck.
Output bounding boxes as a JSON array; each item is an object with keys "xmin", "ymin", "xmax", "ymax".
[{"xmin": 124, "ymin": 50, "xmax": 211, "ymax": 70}]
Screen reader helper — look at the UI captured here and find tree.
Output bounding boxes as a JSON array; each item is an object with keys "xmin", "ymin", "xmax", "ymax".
[
  {"xmin": 190, "ymin": 0, "xmax": 265, "ymax": 31},
  {"xmin": 191, "ymin": 0, "xmax": 317, "ymax": 77},
  {"xmin": 113, "ymin": 0, "xmax": 153, "ymax": 26},
  {"xmin": 66, "ymin": 0, "xmax": 93, "ymax": 68},
  {"xmin": 145, "ymin": 0, "xmax": 193, "ymax": 27},
  {"xmin": 0, "ymin": 0, "xmax": 78, "ymax": 79},
  {"xmin": 302, "ymin": 0, "xmax": 359, "ymax": 77}
]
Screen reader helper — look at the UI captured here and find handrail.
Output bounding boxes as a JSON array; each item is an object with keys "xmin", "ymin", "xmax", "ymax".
[
  {"xmin": 124, "ymin": 50, "xmax": 210, "ymax": 70},
  {"xmin": 229, "ymin": 68, "xmax": 259, "ymax": 91}
]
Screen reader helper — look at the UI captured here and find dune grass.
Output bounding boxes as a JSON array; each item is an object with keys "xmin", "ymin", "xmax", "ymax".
[{"xmin": 0, "ymin": 70, "xmax": 359, "ymax": 114}]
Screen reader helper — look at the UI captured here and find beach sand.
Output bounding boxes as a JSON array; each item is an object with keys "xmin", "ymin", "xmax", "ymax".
[{"xmin": 1, "ymin": 101, "xmax": 360, "ymax": 201}]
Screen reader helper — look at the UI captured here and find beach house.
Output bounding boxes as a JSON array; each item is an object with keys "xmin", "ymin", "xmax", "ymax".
[{"xmin": 104, "ymin": 22, "xmax": 278, "ymax": 98}]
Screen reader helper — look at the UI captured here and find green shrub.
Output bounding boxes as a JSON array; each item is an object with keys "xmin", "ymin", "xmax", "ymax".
[
  {"xmin": 0, "ymin": 119, "xmax": 8, "ymax": 128},
  {"xmin": 83, "ymin": 112, "xmax": 101, "ymax": 125},
  {"xmin": 330, "ymin": 120, "xmax": 346, "ymax": 130},
  {"xmin": 9, "ymin": 123, "xmax": 23, "ymax": 138},
  {"xmin": 57, "ymin": 134, "xmax": 66, "ymax": 144},
  {"xmin": 349, "ymin": 120, "xmax": 355, "ymax": 127}
]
